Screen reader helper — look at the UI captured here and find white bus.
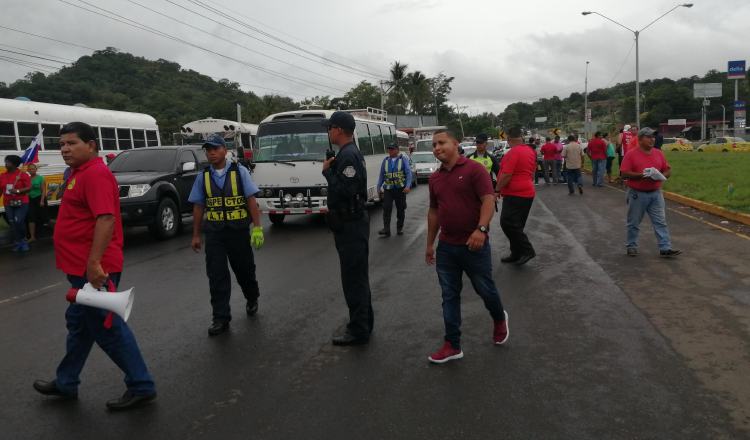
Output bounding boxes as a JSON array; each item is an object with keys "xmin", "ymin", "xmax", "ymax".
[
  {"xmin": 0, "ymin": 97, "xmax": 160, "ymax": 209},
  {"xmin": 179, "ymin": 118, "xmax": 258, "ymax": 149},
  {"xmin": 253, "ymin": 107, "xmax": 395, "ymax": 224}
]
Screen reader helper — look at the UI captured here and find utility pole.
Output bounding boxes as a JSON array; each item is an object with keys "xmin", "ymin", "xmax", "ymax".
[
  {"xmin": 584, "ymin": 60, "xmax": 590, "ymax": 140},
  {"xmin": 456, "ymin": 105, "xmax": 467, "ymax": 140},
  {"xmin": 236, "ymin": 102, "xmax": 243, "ymax": 148}
]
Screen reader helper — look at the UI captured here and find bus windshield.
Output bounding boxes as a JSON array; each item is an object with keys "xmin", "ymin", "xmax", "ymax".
[{"xmin": 255, "ymin": 120, "xmax": 330, "ymax": 162}]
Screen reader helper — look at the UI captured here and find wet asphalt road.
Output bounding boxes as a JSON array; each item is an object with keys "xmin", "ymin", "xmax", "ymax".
[{"xmin": 1, "ymin": 180, "xmax": 749, "ymax": 440}]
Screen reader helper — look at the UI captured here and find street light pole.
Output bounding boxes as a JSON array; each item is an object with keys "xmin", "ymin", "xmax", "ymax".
[
  {"xmin": 584, "ymin": 61, "xmax": 590, "ymax": 139},
  {"xmin": 720, "ymin": 104, "xmax": 726, "ymax": 135},
  {"xmin": 582, "ymin": 4, "xmax": 693, "ymax": 129}
]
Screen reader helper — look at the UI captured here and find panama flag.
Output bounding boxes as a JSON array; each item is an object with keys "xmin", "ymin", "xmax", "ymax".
[{"xmin": 20, "ymin": 129, "xmax": 43, "ymax": 165}]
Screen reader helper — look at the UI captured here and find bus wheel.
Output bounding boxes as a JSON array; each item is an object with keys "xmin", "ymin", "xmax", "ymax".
[
  {"xmin": 269, "ymin": 213, "xmax": 285, "ymax": 225},
  {"xmin": 149, "ymin": 197, "xmax": 179, "ymax": 239}
]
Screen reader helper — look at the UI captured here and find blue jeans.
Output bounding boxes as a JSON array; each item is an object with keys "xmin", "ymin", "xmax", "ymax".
[
  {"xmin": 566, "ymin": 169, "xmax": 582, "ymax": 193},
  {"xmin": 436, "ymin": 241, "xmax": 505, "ymax": 349},
  {"xmin": 5, "ymin": 203, "xmax": 28, "ymax": 246},
  {"xmin": 55, "ymin": 273, "xmax": 156, "ymax": 396},
  {"xmin": 626, "ymin": 189, "xmax": 672, "ymax": 251},
  {"xmin": 591, "ymin": 159, "xmax": 606, "ymax": 186}
]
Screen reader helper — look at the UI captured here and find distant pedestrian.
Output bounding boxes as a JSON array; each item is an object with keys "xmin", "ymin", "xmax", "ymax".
[
  {"xmin": 33, "ymin": 122, "xmax": 156, "ymax": 411},
  {"xmin": 189, "ymin": 134, "xmax": 265, "ymax": 337},
  {"xmin": 605, "ymin": 133, "xmax": 616, "ymax": 183},
  {"xmin": 1, "ymin": 154, "xmax": 31, "ymax": 252},
  {"xmin": 534, "ymin": 138, "xmax": 545, "ymax": 185},
  {"xmin": 616, "ymin": 128, "xmax": 625, "ymax": 167},
  {"xmin": 467, "ymin": 133, "xmax": 500, "ymax": 186},
  {"xmin": 619, "ymin": 127, "xmax": 681, "ymax": 258},
  {"xmin": 587, "ymin": 131, "xmax": 608, "ymax": 187},
  {"xmin": 425, "ymin": 129, "xmax": 508, "ymax": 364},
  {"xmin": 540, "ymin": 137, "xmax": 558, "ymax": 185},
  {"xmin": 562, "ymin": 135, "xmax": 585, "ymax": 195},
  {"xmin": 496, "ymin": 126, "xmax": 536, "ymax": 265},
  {"xmin": 654, "ymin": 131, "xmax": 664, "ymax": 149},
  {"xmin": 377, "ymin": 142, "xmax": 412, "ymax": 237},
  {"xmin": 26, "ymin": 163, "xmax": 47, "ymax": 242},
  {"xmin": 553, "ymin": 135, "xmax": 564, "ymax": 183}
]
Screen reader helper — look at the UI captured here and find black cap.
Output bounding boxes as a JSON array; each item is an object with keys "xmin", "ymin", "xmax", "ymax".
[
  {"xmin": 387, "ymin": 142, "xmax": 398, "ymax": 149},
  {"xmin": 475, "ymin": 133, "xmax": 488, "ymax": 143},
  {"xmin": 321, "ymin": 111, "xmax": 355, "ymax": 131}
]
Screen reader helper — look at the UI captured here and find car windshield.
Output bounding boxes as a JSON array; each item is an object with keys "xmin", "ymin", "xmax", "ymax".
[
  {"xmin": 109, "ymin": 149, "xmax": 178, "ymax": 172},
  {"xmin": 415, "ymin": 139, "xmax": 433, "ymax": 152},
  {"xmin": 255, "ymin": 120, "xmax": 330, "ymax": 161},
  {"xmin": 412, "ymin": 153, "xmax": 438, "ymax": 163}
]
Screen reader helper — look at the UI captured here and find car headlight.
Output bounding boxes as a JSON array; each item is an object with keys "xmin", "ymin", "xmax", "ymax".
[
  {"xmin": 261, "ymin": 188, "xmax": 274, "ymax": 197},
  {"xmin": 284, "ymin": 194, "xmax": 293, "ymax": 202},
  {"xmin": 295, "ymin": 193, "xmax": 304, "ymax": 202},
  {"xmin": 320, "ymin": 187, "xmax": 328, "ymax": 196},
  {"xmin": 128, "ymin": 184, "xmax": 151, "ymax": 198}
]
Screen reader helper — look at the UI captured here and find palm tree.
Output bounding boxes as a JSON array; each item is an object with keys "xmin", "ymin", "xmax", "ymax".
[
  {"xmin": 406, "ymin": 70, "xmax": 430, "ymax": 115},
  {"xmin": 387, "ymin": 61, "xmax": 408, "ymax": 113}
]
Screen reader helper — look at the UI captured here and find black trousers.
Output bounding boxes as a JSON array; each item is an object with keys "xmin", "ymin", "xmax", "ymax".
[
  {"xmin": 382, "ymin": 188, "xmax": 406, "ymax": 231},
  {"xmin": 500, "ymin": 196, "xmax": 535, "ymax": 258},
  {"xmin": 205, "ymin": 228, "xmax": 260, "ymax": 322},
  {"xmin": 333, "ymin": 212, "xmax": 374, "ymax": 338}
]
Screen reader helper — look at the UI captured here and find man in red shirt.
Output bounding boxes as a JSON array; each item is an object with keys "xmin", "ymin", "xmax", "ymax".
[
  {"xmin": 587, "ymin": 131, "xmax": 608, "ymax": 187},
  {"xmin": 496, "ymin": 126, "xmax": 537, "ymax": 266},
  {"xmin": 425, "ymin": 129, "xmax": 508, "ymax": 364},
  {"xmin": 539, "ymin": 137, "xmax": 558, "ymax": 185},
  {"xmin": 620, "ymin": 127, "xmax": 681, "ymax": 258},
  {"xmin": 33, "ymin": 122, "xmax": 156, "ymax": 410},
  {"xmin": 1, "ymin": 154, "xmax": 32, "ymax": 252}
]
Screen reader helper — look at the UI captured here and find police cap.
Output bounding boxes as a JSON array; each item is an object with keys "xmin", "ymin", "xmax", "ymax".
[{"xmin": 321, "ymin": 111, "xmax": 356, "ymax": 131}]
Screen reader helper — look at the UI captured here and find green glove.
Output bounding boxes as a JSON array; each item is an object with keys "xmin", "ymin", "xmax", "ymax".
[{"xmin": 250, "ymin": 226, "xmax": 264, "ymax": 249}]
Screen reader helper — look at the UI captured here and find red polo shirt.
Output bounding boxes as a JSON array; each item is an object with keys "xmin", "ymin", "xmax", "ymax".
[
  {"xmin": 620, "ymin": 147, "xmax": 669, "ymax": 192},
  {"xmin": 499, "ymin": 145, "xmax": 536, "ymax": 198},
  {"xmin": 587, "ymin": 138, "xmax": 607, "ymax": 160},
  {"xmin": 540, "ymin": 142, "xmax": 557, "ymax": 160},
  {"xmin": 429, "ymin": 157, "xmax": 494, "ymax": 245},
  {"xmin": 1, "ymin": 169, "xmax": 31, "ymax": 206},
  {"xmin": 54, "ymin": 157, "xmax": 124, "ymax": 276}
]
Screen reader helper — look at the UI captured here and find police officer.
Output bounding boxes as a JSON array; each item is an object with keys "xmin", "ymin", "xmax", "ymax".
[
  {"xmin": 467, "ymin": 133, "xmax": 500, "ymax": 185},
  {"xmin": 377, "ymin": 142, "xmax": 412, "ymax": 237},
  {"xmin": 321, "ymin": 111, "xmax": 373, "ymax": 346},
  {"xmin": 189, "ymin": 134, "xmax": 265, "ymax": 336}
]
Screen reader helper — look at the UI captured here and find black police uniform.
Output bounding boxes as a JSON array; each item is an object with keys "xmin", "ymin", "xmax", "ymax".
[
  {"xmin": 202, "ymin": 162, "xmax": 260, "ymax": 323},
  {"xmin": 323, "ymin": 140, "xmax": 374, "ymax": 340}
]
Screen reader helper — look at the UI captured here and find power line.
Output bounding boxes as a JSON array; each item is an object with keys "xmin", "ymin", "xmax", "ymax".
[
  {"xmin": 0, "ymin": 56, "xmax": 58, "ymax": 73},
  {"xmin": 604, "ymin": 40, "xmax": 636, "ymax": 88},
  {"xmin": 59, "ymin": 0, "xmax": 347, "ymax": 95},
  {"xmin": 125, "ymin": 0, "xmax": 355, "ymax": 87},
  {"xmin": 0, "ymin": 48, "xmax": 70, "ymax": 65},
  {"xmin": 0, "ymin": 24, "xmax": 97, "ymax": 51},
  {"xmin": 203, "ymin": 0, "xmax": 385, "ymax": 77},
  {"xmin": 0, "ymin": 44, "xmax": 76, "ymax": 64},
  {"xmin": 178, "ymin": 0, "xmax": 385, "ymax": 80}
]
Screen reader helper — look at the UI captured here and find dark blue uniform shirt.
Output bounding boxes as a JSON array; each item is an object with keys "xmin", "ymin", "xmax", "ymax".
[{"xmin": 322, "ymin": 141, "xmax": 367, "ymax": 211}]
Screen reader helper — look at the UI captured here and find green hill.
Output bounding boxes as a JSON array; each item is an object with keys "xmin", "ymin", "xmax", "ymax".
[{"xmin": 0, "ymin": 48, "xmax": 298, "ymax": 142}]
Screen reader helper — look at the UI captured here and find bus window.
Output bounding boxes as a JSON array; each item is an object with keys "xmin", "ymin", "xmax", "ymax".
[
  {"xmin": 356, "ymin": 125, "xmax": 373, "ymax": 155},
  {"xmin": 101, "ymin": 127, "xmax": 117, "ymax": 150},
  {"xmin": 385, "ymin": 126, "xmax": 394, "ymax": 146},
  {"xmin": 17, "ymin": 122, "xmax": 39, "ymax": 150},
  {"xmin": 117, "ymin": 128, "xmax": 132, "ymax": 150},
  {"xmin": 146, "ymin": 130, "xmax": 159, "ymax": 147},
  {"xmin": 370, "ymin": 124, "xmax": 385, "ymax": 154},
  {"xmin": 133, "ymin": 129, "xmax": 146, "ymax": 148},
  {"xmin": 240, "ymin": 133, "xmax": 251, "ymax": 149},
  {"xmin": 0, "ymin": 121, "xmax": 16, "ymax": 150},
  {"xmin": 42, "ymin": 124, "xmax": 61, "ymax": 150}
]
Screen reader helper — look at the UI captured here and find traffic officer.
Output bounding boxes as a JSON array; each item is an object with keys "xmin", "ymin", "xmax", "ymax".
[
  {"xmin": 467, "ymin": 133, "xmax": 500, "ymax": 186},
  {"xmin": 321, "ymin": 111, "xmax": 373, "ymax": 346},
  {"xmin": 189, "ymin": 134, "xmax": 265, "ymax": 336},
  {"xmin": 377, "ymin": 142, "xmax": 412, "ymax": 237}
]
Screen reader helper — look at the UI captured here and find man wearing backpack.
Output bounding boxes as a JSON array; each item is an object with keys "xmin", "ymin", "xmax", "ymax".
[{"xmin": 377, "ymin": 142, "xmax": 413, "ymax": 237}]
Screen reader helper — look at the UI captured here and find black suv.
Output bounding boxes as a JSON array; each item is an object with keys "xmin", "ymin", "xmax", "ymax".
[{"xmin": 109, "ymin": 146, "xmax": 207, "ymax": 239}]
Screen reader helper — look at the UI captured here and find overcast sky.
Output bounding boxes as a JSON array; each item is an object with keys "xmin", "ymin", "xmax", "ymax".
[{"xmin": 1, "ymin": 0, "xmax": 748, "ymax": 115}]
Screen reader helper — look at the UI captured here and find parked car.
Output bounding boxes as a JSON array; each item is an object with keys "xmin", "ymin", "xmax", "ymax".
[
  {"xmin": 411, "ymin": 152, "xmax": 440, "ymax": 182},
  {"xmin": 109, "ymin": 145, "xmax": 208, "ymax": 239},
  {"xmin": 662, "ymin": 137, "xmax": 693, "ymax": 152},
  {"xmin": 696, "ymin": 137, "xmax": 750, "ymax": 152}
]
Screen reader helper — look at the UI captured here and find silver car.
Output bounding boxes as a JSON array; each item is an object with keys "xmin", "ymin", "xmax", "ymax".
[{"xmin": 411, "ymin": 151, "xmax": 440, "ymax": 182}]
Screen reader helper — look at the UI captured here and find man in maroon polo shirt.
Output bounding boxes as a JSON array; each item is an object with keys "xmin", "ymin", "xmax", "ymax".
[
  {"xmin": 425, "ymin": 129, "xmax": 508, "ymax": 364},
  {"xmin": 33, "ymin": 122, "xmax": 156, "ymax": 411},
  {"xmin": 496, "ymin": 126, "xmax": 537, "ymax": 266}
]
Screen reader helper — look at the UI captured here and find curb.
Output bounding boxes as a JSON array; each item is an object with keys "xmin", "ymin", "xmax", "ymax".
[{"xmin": 661, "ymin": 191, "xmax": 750, "ymax": 227}]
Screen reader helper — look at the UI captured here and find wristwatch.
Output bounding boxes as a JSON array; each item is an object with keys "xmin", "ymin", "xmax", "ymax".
[{"xmin": 478, "ymin": 225, "xmax": 489, "ymax": 233}]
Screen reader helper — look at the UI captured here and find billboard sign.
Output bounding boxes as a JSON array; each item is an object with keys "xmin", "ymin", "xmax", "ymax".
[
  {"xmin": 728, "ymin": 60, "xmax": 746, "ymax": 79},
  {"xmin": 693, "ymin": 83, "xmax": 722, "ymax": 98},
  {"xmin": 534, "ymin": 117, "xmax": 548, "ymax": 123},
  {"xmin": 734, "ymin": 100, "xmax": 746, "ymax": 110},
  {"xmin": 668, "ymin": 119, "xmax": 687, "ymax": 126}
]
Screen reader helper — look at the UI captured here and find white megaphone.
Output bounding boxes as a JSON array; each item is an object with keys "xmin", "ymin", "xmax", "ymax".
[{"xmin": 66, "ymin": 283, "xmax": 134, "ymax": 321}]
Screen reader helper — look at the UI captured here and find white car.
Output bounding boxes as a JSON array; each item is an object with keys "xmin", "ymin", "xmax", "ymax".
[{"xmin": 411, "ymin": 152, "xmax": 440, "ymax": 182}]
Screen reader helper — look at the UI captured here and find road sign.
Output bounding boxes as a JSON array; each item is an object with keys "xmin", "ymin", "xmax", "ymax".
[
  {"xmin": 498, "ymin": 129, "xmax": 506, "ymax": 140},
  {"xmin": 668, "ymin": 119, "xmax": 687, "ymax": 126},
  {"xmin": 534, "ymin": 117, "xmax": 547, "ymax": 123},
  {"xmin": 728, "ymin": 60, "xmax": 746, "ymax": 80},
  {"xmin": 735, "ymin": 101, "xmax": 746, "ymax": 110},
  {"xmin": 585, "ymin": 108, "xmax": 592, "ymax": 122},
  {"xmin": 550, "ymin": 128, "xmax": 560, "ymax": 136},
  {"xmin": 693, "ymin": 83, "xmax": 722, "ymax": 98}
]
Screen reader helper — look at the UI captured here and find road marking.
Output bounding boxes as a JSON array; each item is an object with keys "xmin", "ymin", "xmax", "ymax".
[
  {"xmin": 603, "ymin": 184, "xmax": 750, "ymax": 241},
  {"xmin": 0, "ymin": 282, "xmax": 63, "ymax": 306}
]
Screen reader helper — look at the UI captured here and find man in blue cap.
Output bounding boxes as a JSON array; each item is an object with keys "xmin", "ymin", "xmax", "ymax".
[
  {"xmin": 321, "ymin": 111, "xmax": 373, "ymax": 346},
  {"xmin": 189, "ymin": 134, "xmax": 265, "ymax": 336}
]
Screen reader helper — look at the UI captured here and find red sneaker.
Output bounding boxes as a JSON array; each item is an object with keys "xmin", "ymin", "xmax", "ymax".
[
  {"xmin": 494, "ymin": 311, "xmax": 509, "ymax": 345},
  {"xmin": 428, "ymin": 342, "xmax": 464, "ymax": 364}
]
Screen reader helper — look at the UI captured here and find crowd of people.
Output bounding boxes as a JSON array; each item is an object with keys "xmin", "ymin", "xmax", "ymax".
[{"xmin": 1, "ymin": 156, "xmax": 47, "ymax": 252}]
